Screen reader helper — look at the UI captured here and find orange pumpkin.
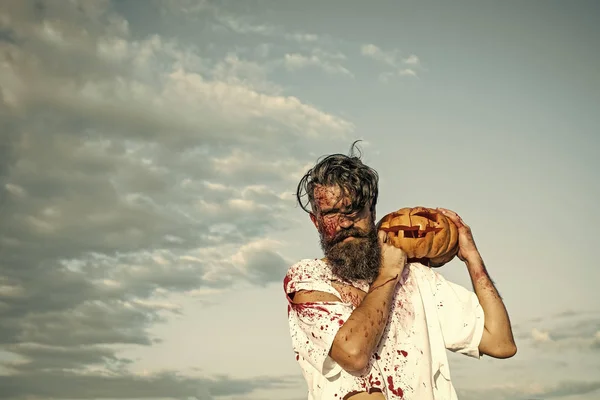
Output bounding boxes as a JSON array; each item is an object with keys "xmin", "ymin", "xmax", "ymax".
[{"xmin": 377, "ymin": 206, "xmax": 458, "ymax": 267}]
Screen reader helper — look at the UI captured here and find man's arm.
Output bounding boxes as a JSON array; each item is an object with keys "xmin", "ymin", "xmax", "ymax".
[
  {"xmin": 465, "ymin": 255, "xmax": 517, "ymax": 358},
  {"xmin": 438, "ymin": 208, "xmax": 517, "ymax": 359},
  {"xmin": 292, "ymin": 274, "xmax": 398, "ymax": 373}
]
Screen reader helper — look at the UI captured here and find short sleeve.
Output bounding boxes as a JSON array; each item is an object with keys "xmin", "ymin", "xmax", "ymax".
[
  {"xmin": 429, "ymin": 270, "xmax": 485, "ymax": 359},
  {"xmin": 284, "ymin": 259, "xmax": 354, "ymax": 377}
]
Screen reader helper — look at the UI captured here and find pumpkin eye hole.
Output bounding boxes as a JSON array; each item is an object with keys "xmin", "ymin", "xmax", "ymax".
[{"xmin": 413, "ymin": 211, "xmax": 437, "ymax": 221}]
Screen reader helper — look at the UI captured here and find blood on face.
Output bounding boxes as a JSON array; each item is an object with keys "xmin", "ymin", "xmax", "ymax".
[{"xmin": 312, "ymin": 185, "xmax": 369, "ymax": 239}]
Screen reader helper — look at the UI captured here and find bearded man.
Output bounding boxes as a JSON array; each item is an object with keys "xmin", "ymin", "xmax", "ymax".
[{"xmin": 284, "ymin": 143, "xmax": 516, "ymax": 400}]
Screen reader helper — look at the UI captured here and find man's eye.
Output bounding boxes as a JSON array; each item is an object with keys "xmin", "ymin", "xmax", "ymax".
[
  {"xmin": 322, "ymin": 209, "xmax": 359, "ymax": 220},
  {"xmin": 325, "ymin": 212, "xmax": 344, "ymax": 220}
]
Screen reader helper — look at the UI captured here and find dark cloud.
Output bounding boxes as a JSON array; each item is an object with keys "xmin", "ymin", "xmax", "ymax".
[
  {"xmin": 244, "ymin": 246, "xmax": 290, "ymax": 286},
  {"xmin": 457, "ymin": 380, "xmax": 600, "ymax": 400},
  {"xmin": 4, "ymin": 343, "xmax": 132, "ymax": 373},
  {"xmin": 0, "ymin": 370, "xmax": 297, "ymax": 399},
  {"xmin": 0, "ymin": 85, "xmax": 19, "ymax": 216},
  {"xmin": 543, "ymin": 381, "xmax": 600, "ymax": 398},
  {"xmin": 514, "ymin": 309, "xmax": 600, "ymax": 352}
]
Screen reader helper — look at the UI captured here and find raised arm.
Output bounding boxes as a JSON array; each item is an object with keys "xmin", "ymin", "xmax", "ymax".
[
  {"xmin": 438, "ymin": 208, "xmax": 517, "ymax": 358},
  {"xmin": 292, "ymin": 231, "xmax": 407, "ymax": 373}
]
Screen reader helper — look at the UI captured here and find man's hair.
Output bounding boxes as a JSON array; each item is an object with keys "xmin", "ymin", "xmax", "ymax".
[{"xmin": 296, "ymin": 140, "xmax": 379, "ymax": 215}]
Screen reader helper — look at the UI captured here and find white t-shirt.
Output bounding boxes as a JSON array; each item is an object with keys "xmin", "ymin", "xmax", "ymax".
[{"xmin": 284, "ymin": 259, "xmax": 485, "ymax": 400}]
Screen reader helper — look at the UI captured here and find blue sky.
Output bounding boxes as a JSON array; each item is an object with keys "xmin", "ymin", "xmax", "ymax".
[{"xmin": 0, "ymin": 1, "xmax": 599, "ymax": 399}]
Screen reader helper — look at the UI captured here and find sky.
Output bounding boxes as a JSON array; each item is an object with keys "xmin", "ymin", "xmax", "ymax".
[{"xmin": 0, "ymin": 0, "xmax": 599, "ymax": 399}]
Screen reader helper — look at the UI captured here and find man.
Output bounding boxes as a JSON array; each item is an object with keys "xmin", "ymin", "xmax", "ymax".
[{"xmin": 284, "ymin": 143, "xmax": 516, "ymax": 400}]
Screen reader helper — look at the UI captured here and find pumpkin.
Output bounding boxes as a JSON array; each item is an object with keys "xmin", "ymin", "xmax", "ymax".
[{"xmin": 377, "ymin": 206, "xmax": 458, "ymax": 267}]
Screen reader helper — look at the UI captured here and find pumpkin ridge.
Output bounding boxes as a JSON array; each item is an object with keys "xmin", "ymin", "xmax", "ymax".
[{"xmin": 430, "ymin": 211, "xmax": 450, "ymax": 258}]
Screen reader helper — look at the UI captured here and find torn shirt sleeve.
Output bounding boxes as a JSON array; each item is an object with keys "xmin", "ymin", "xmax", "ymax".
[{"xmin": 284, "ymin": 259, "xmax": 354, "ymax": 378}]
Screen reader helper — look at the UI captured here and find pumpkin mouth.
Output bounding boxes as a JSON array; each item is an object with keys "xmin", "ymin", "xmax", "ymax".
[
  {"xmin": 383, "ymin": 210, "xmax": 443, "ymax": 238},
  {"xmin": 382, "ymin": 225, "xmax": 442, "ymax": 238}
]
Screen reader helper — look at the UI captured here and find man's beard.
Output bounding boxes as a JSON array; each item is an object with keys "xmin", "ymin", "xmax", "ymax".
[{"xmin": 319, "ymin": 225, "xmax": 381, "ymax": 283}]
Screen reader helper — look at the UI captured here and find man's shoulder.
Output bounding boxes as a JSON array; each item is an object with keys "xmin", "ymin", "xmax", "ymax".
[
  {"xmin": 285, "ymin": 258, "xmax": 327, "ymax": 273},
  {"xmin": 283, "ymin": 258, "xmax": 332, "ymax": 293}
]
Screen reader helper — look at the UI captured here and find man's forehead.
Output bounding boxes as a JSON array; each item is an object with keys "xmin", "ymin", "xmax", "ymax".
[
  {"xmin": 314, "ymin": 184, "xmax": 342, "ymax": 196},
  {"xmin": 313, "ymin": 185, "xmax": 352, "ymax": 209}
]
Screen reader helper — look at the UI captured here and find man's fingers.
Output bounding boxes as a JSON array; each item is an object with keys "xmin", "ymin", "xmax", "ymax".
[
  {"xmin": 438, "ymin": 208, "xmax": 473, "ymax": 236},
  {"xmin": 437, "ymin": 207, "xmax": 457, "ymax": 216},
  {"xmin": 437, "ymin": 207, "xmax": 466, "ymax": 229},
  {"xmin": 378, "ymin": 230, "xmax": 388, "ymax": 244},
  {"xmin": 437, "ymin": 207, "xmax": 458, "ymax": 220}
]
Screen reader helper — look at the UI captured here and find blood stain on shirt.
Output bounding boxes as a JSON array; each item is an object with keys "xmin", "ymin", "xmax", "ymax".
[
  {"xmin": 387, "ymin": 376, "xmax": 404, "ymax": 397},
  {"xmin": 292, "ymin": 302, "xmax": 331, "ymax": 317},
  {"xmin": 368, "ymin": 373, "xmax": 382, "ymax": 387}
]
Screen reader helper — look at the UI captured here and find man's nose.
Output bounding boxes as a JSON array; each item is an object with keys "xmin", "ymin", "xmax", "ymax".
[{"xmin": 338, "ymin": 215, "xmax": 354, "ymax": 229}]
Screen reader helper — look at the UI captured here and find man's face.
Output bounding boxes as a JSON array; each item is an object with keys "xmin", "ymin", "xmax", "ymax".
[{"xmin": 310, "ymin": 185, "xmax": 381, "ymax": 282}]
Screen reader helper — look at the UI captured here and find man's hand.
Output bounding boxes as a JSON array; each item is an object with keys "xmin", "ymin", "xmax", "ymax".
[
  {"xmin": 377, "ymin": 230, "xmax": 407, "ymax": 284},
  {"xmin": 436, "ymin": 208, "xmax": 481, "ymax": 263}
]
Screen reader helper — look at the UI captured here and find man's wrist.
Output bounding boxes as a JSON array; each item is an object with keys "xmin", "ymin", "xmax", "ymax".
[
  {"xmin": 463, "ymin": 251, "xmax": 484, "ymax": 267},
  {"xmin": 463, "ymin": 253, "xmax": 489, "ymax": 281},
  {"xmin": 369, "ymin": 272, "xmax": 399, "ymax": 292}
]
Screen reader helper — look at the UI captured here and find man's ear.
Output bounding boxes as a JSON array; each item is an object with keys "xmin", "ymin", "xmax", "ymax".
[{"xmin": 309, "ymin": 212, "xmax": 318, "ymax": 228}]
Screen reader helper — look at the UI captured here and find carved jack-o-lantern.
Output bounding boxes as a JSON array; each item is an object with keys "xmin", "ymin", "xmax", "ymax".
[{"xmin": 377, "ymin": 206, "xmax": 458, "ymax": 267}]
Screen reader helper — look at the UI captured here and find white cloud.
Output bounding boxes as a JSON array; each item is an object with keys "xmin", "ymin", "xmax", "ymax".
[
  {"xmin": 284, "ymin": 53, "xmax": 353, "ymax": 77},
  {"xmin": 285, "ymin": 32, "xmax": 319, "ymax": 43},
  {"xmin": 3, "ymin": 183, "xmax": 24, "ymax": 197},
  {"xmin": 398, "ymin": 68, "xmax": 418, "ymax": 76},
  {"xmin": 531, "ymin": 327, "xmax": 552, "ymax": 342},
  {"xmin": 213, "ymin": 11, "xmax": 322, "ymax": 46},
  {"xmin": 361, "ymin": 44, "xmax": 397, "ymax": 67},
  {"xmin": 361, "ymin": 43, "xmax": 421, "ymax": 81},
  {"xmin": 163, "ymin": 67, "xmax": 353, "ymax": 138},
  {"xmin": 403, "ymin": 54, "xmax": 420, "ymax": 65},
  {"xmin": 211, "ymin": 53, "xmax": 281, "ymax": 93},
  {"xmin": 0, "ymin": 283, "xmax": 26, "ymax": 299},
  {"xmin": 215, "ymin": 13, "xmax": 277, "ymax": 36}
]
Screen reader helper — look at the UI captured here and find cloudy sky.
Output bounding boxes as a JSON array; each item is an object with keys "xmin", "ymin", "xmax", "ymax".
[{"xmin": 1, "ymin": 0, "xmax": 599, "ymax": 399}]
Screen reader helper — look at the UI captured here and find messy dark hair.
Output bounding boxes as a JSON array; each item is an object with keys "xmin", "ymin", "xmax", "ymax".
[{"xmin": 296, "ymin": 140, "xmax": 379, "ymax": 216}]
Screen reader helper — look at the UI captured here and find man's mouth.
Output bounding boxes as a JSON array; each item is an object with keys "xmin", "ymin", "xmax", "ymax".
[{"xmin": 328, "ymin": 230, "xmax": 368, "ymax": 246}]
